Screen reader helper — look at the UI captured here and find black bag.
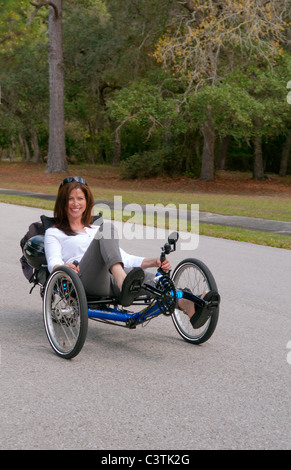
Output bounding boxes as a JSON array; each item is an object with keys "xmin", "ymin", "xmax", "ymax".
[{"xmin": 20, "ymin": 221, "xmax": 45, "ymax": 282}]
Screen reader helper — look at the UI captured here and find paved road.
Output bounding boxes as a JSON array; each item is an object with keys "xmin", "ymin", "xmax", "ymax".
[{"xmin": 0, "ymin": 203, "xmax": 290, "ymax": 450}]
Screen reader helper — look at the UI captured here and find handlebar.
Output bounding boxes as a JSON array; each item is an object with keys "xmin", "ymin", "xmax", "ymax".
[{"xmin": 158, "ymin": 231, "xmax": 179, "ymax": 275}]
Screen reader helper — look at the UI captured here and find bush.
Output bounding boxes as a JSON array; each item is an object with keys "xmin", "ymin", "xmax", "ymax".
[{"xmin": 120, "ymin": 151, "xmax": 163, "ymax": 179}]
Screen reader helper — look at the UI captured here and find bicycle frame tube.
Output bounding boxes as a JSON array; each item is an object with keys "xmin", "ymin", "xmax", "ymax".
[
  {"xmin": 87, "ymin": 289, "xmax": 206, "ymax": 326},
  {"xmin": 88, "ymin": 301, "xmax": 161, "ymax": 325}
]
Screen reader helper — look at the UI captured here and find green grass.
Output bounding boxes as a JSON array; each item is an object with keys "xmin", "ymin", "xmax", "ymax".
[
  {"xmin": 2, "ymin": 188, "xmax": 290, "ymax": 222},
  {"xmin": 1, "ymin": 162, "xmax": 290, "ymax": 248},
  {"xmin": 199, "ymin": 224, "xmax": 291, "ymax": 250},
  {"xmin": 93, "ymin": 189, "xmax": 291, "ymax": 222},
  {"xmin": 1, "ymin": 162, "xmax": 290, "ymax": 221},
  {"xmin": 1, "ymin": 193, "xmax": 291, "ymax": 250},
  {"xmin": 0, "ymin": 195, "xmax": 55, "ymax": 211}
]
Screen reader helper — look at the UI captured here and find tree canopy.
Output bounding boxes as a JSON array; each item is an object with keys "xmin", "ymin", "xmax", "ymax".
[{"xmin": 0, "ymin": 0, "xmax": 291, "ymax": 179}]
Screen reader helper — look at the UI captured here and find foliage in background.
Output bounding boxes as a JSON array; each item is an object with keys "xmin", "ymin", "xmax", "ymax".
[{"xmin": 0, "ymin": 0, "xmax": 291, "ymax": 179}]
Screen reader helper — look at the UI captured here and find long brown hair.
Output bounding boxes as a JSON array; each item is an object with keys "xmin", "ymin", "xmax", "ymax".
[{"xmin": 54, "ymin": 180, "xmax": 95, "ymax": 236}]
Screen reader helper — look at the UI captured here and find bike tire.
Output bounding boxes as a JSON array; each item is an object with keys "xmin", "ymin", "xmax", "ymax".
[
  {"xmin": 171, "ymin": 258, "xmax": 219, "ymax": 344},
  {"xmin": 43, "ymin": 266, "xmax": 88, "ymax": 359}
]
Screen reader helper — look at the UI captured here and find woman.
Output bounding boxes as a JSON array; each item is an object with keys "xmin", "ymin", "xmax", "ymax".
[
  {"xmin": 45, "ymin": 176, "xmax": 216, "ymax": 325},
  {"xmin": 44, "ymin": 176, "xmax": 171, "ymax": 307}
]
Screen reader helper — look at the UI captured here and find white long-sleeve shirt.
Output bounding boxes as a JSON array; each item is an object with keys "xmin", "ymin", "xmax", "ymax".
[{"xmin": 44, "ymin": 225, "xmax": 144, "ymax": 273}]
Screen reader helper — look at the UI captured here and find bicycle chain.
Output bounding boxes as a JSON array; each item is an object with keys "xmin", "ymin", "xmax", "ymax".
[{"xmin": 156, "ymin": 275, "xmax": 177, "ymax": 316}]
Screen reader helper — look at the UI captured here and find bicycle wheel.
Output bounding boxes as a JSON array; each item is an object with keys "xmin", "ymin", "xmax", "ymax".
[
  {"xmin": 171, "ymin": 258, "xmax": 219, "ymax": 344},
  {"xmin": 43, "ymin": 266, "xmax": 88, "ymax": 359}
]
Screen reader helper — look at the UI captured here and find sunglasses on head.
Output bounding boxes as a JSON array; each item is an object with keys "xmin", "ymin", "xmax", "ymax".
[{"xmin": 59, "ymin": 176, "xmax": 87, "ymax": 188}]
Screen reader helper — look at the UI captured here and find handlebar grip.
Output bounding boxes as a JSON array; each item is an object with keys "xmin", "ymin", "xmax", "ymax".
[{"xmin": 160, "ymin": 252, "xmax": 166, "ymax": 263}]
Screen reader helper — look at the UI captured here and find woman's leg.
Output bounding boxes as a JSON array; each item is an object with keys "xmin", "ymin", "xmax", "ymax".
[
  {"xmin": 78, "ymin": 222, "xmax": 125, "ymax": 297},
  {"xmin": 110, "ymin": 263, "xmax": 126, "ymax": 291}
]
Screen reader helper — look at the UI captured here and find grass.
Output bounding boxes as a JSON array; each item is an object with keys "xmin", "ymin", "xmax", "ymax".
[
  {"xmin": 0, "ymin": 162, "xmax": 290, "ymax": 249},
  {"xmin": 91, "ymin": 189, "xmax": 291, "ymax": 222},
  {"xmin": 1, "ymin": 193, "xmax": 291, "ymax": 250},
  {"xmin": 199, "ymin": 224, "xmax": 291, "ymax": 250},
  {"xmin": 0, "ymin": 195, "xmax": 55, "ymax": 211}
]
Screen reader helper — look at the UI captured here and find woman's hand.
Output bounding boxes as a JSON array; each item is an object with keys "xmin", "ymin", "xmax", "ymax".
[
  {"xmin": 157, "ymin": 257, "xmax": 171, "ymax": 273},
  {"xmin": 65, "ymin": 262, "xmax": 80, "ymax": 273},
  {"xmin": 141, "ymin": 257, "xmax": 171, "ymax": 272},
  {"xmin": 53, "ymin": 262, "xmax": 80, "ymax": 273}
]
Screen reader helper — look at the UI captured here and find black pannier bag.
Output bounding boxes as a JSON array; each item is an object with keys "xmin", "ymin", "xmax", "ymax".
[{"xmin": 20, "ymin": 221, "xmax": 45, "ymax": 284}]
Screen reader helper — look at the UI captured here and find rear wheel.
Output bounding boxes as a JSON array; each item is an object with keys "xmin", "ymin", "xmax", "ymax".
[
  {"xmin": 43, "ymin": 266, "xmax": 88, "ymax": 359},
  {"xmin": 171, "ymin": 258, "xmax": 219, "ymax": 344}
]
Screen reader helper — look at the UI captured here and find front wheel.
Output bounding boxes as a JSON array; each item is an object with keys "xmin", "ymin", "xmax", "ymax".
[
  {"xmin": 43, "ymin": 266, "xmax": 88, "ymax": 359},
  {"xmin": 171, "ymin": 258, "xmax": 219, "ymax": 344}
]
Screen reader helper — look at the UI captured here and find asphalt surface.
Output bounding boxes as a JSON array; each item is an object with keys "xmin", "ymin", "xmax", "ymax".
[
  {"xmin": 1, "ymin": 187, "xmax": 291, "ymax": 236},
  {"xmin": 0, "ymin": 202, "xmax": 290, "ymax": 450}
]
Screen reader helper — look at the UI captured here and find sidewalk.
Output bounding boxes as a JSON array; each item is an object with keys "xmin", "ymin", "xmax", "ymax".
[{"xmin": 1, "ymin": 187, "xmax": 291, "ymax": 236}]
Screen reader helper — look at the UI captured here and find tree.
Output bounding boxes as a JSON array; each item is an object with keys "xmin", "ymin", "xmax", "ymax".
[
  {"xmin": 0, "ymin": 0, "xmax": 66, "ymax": 171},
  {"xmin": 107, "ymin": 78, "xmax": 177, "ymax": 165},
  {"xmin": 28, "ymin": 0, "xmax": 67, "ymax": 172},
  {"xmin": 25, "ymin": 0, "xmax": 111, "ymax": 171},
  {"xmin": 47, "ymin": 0, "xmax": 66, "ymax": 172},
  {"xmin": 62, "ymin": 1, "xmax": 115, "ymax": 163},
  {"xmin": 0, "ymin": 41, "xmax": 49, "ymax": 162},
  {"xmin": 279, "ymin": 129, "xmax": 291, "ymax": 176},
  {"xmin": 185, "ymin": 81, "xmax": 255, "ymax": 179},
  {"xmin": 244, "ymin": 59, "xmax": 291, "ymax": 179},
  {"xmin": 156, "ymin": 0, "xmax": 290, "ymax": 87},
  {"xmin": 62, "ymin": 0, "xmax": 178, "ymax": 164},
  {"xmin": 0, "ymin": 1, "xmax": 49, "ymax": 161},
  {"xmin": 153, "ymin": 0, "xmax": 291, "ymax": 180}
]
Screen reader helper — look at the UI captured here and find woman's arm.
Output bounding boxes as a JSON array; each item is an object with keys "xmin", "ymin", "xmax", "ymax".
[
  {"xmin": 44, "ymin": 229, "xmax": 64, "ymax": 272},
  {"xmin": 120, "ymin": 248, "xmax": 171, "ymax": 272}
]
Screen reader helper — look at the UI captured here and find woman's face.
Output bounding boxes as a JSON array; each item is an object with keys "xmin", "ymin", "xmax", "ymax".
[{"xmin": 66, "ymin": 187, "xmax": 87, "ymax": 222}]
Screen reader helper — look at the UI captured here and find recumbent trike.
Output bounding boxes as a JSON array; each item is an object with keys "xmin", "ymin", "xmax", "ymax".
[{"xmin": 22, "ymin": 214, "xmax": 220, "ymax": 359}]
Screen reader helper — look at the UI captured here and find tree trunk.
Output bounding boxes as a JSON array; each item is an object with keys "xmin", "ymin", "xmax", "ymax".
[
  {"xmin": 19, "ymin": 133, "xmax": 31, "ymax": 161},
  {"xmin": 31, "ymin": 128, "xmax": 41, "ymax": 163},
  {"xmin": 253, "ymin": 135, "xmax": 265, "ymax": 180},
  {"xmin": 46, "ymin": 1, "xmax": 67, "ymax": 173},
  {"xmin": 113, "ymin": 132, "xmax": 121, "ymax": 166},
  {"xmin": 217, "ymin": 135, "xmax": 230, "ymax": 170},
  {"xmin": 200, "ymin": 119, "xmax": 215, "ymax": 181},
  {"xmin": 279, "ymin": 129, "xmax": 291, "ymax": 176}
]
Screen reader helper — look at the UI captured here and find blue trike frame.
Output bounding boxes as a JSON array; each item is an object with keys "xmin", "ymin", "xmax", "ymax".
[{"xmin": 86, "ymin": 285, "xmax": 205, "ymax": 328}]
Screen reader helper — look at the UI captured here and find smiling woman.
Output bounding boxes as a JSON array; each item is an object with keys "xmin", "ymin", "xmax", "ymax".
[
  {"xmin": 67, "ymin": 188, "xmax": 88, "ymax": 230},
  {"xmin": 43, "ymin": 176, "xmax": 173, "ymax": 308},
  {"xmin": 53, "ymin": 177, "xmax": 95, "ymax": 236}
]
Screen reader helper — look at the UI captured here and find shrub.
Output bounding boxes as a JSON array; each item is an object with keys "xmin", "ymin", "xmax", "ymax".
[{"xmin": 120, "ymin": 151, "xmax": 163, "ymax": 179}]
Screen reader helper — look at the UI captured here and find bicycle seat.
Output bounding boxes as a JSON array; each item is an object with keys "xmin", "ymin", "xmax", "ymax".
[{"xmin": 41, "ymin": 213, "xmax": 103, "ymax": 231}]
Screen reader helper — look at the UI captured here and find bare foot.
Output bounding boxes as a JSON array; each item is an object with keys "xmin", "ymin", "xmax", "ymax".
[
  {"xmin": 110, "ymin": 263, "xmax": 127, "ymax": 291},
  {"xmin": 178, "ymin": 291, "xmax": 208, "ymax": 319}
]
